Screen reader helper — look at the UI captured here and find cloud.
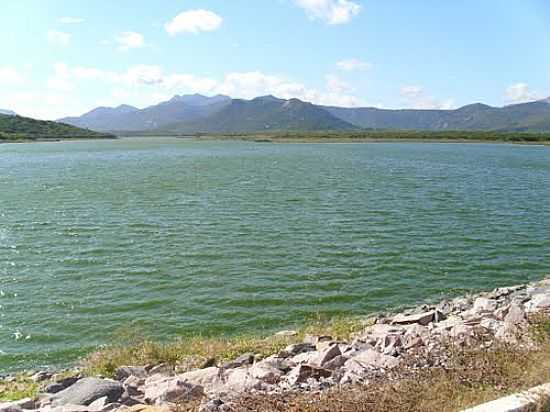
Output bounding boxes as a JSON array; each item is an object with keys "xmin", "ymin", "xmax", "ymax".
[
  {"xmin": 165, "ymin": 9, "xmax": 223, "ymax": 35},
  {"xmin": 337, "ymin": 58, "xmax": 371, "ymax": 71},
  {"xmin": 116, "ymin": 32, "xmax": 145, "ymax": 51},
  {"xmin": 122, "ymin": 65, "xmax": 164, "ymax": 86},
  {"xmin": 47, "ymin": 30, "xmax": 71, "ymax": 46},
  {"xmin": 325, "ymin": 74, "xmax": 350, "ymax": 93},
  {"xmin": 504, "ymin": 83, "xmax": 540, "ymax": 104},
  {"xmin": 0, "ymin": 67, "xmax": 25, "ymax": 85},
  {"xmin": 295, "ymin": 0, "xmax": 361, "ymax": 24},
  {"xmin": 400, "ymin": 85, "xmax": 454, "ymax": 110},
  {"xmin": 47, "ymin": 63, "xmax": 74, "ymax": 92},
  {"xmin": 58, "ymin": 17, "xmax": 84, "ymax": 24}
]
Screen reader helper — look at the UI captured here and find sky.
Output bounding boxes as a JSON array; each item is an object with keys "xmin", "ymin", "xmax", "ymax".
[{"xmin": 1, "ymin": 0, "xmax": 550, "ymax": 119}]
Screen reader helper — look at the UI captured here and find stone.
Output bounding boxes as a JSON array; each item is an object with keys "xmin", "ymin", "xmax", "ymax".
[
  {"xmin": 352, "ymin": 349, "xmax": 399, "ymax": 369},
  {"xmin": 114, "ymin": 367, "xmax": 147, "ymax": 382},
  {"xmin": 46, "ymin": 375, "xmax": 81, "ymax": 394},
  {"xmin": 147, "ymin": 364, "xmax": 174, "ymax": 376},
  {"xmin": 310, "ymin": 344, "xmax": 341, "ymax": 367},
  {"xmin": 274, "ymin": 330, "xmax": 298, "ymax": 337},
  {"xmin": 339, "ymin": 359, "xmax": 371, "ymax": 384},
  {"xmin": 504, "ymin": 303, "xmax": 527, "ymax": 327},
  {"xmin": 9, "ymin": 399, "xmax": 36, "ymax": 410},
  {"xmin": 289, "ymin": 351, "xmax": 318, "ymax": 365},
  {"xmin": 303, "ymin": 335, "xmax": 333, "ymax": 346},
  {"xmin": 223, "ymin": 368, "xmax": 263, "ymax": 393},
  {"xmin": 123, "ymin": 375, "xmax": 145, "ymax": 390},
  {"xmin": 391, "ymin": 310, "xmax": 444, "ymax": 326},
  {"xmin": 525, "ymin": 293, "xmax": 550, "ymax": 313},
  {"xmin": 87, "ymin": 396, "xmax": 109, "ymax": 411},
  {"xmin": 278, "ymin": 343, "xmax": 316, "ymax": 357},
  {"xmin": 179, "ymin": 367, "xmax": 224, "ymax": 393},
  {"xmin": 285, "ymin": 365, "xmax": 332, "ymax": 386},
  {"xmin": 322, "ymin": 355, "xmax": 349, "ymax": 370},
  {"xmin": 0, "ymin": 404, "xmax": 23, "ymax": 412},
  {"xmin": 201, "ymin": 399, "xmax": 224, "ymax": 412},
  {"xmin": 143, "ymin": 377, "xmax": 203, "ymax": 405},
  {"xmin": 249, "ymin": 363, "xmax": 283, "ymax": 384},
  {"xmin": 221, "ymin": 353, "xmax": 254, "ymax": 369},
  {"xmin": 473, "ymin": 297, "xmax": 498, "ymax": 313},
  {"xmin": 51, "ymin": 378, "xmax": 123, "ymax": 406},
  {"xmin": 31, "ymin": 371, "xmax": 53, "ymax": 382},
  {"xmin": 255, "ymin": 355, "xmax": 291, "ymax": 373}
]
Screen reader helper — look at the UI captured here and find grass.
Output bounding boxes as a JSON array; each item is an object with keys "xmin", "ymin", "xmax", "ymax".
[
  {"xmin": 82, "ymin": 315, "xmax": 365, "ymax": 378},
  {"xmin": 0, "ymin": 376, "xmax": 39, "ymax": 402}
]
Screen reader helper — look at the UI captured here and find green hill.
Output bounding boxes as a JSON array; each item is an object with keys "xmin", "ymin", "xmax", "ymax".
[
  {"xmin": 0, "ymin": 114, "xmax": 115, "ymax": 141},
  {"xmin": 162, "ymin": 96, "xmax": 357, "ymax": 134}
]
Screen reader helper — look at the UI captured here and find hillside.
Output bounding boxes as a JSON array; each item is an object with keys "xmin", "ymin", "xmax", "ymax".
[
  {"xmin": 326, "ymin": 100, "xmax": 550, "ymax": 131},
  {"xmin": 59, "ymin": 94, "xmax": 231, "ymax": 132},
  {"xmin": 161, "ymin": 96, "xmax": 357, "ymax": 133},
  {"xmin": 0, "ymin": 114, "xmax": 115, "ymax": 141}
]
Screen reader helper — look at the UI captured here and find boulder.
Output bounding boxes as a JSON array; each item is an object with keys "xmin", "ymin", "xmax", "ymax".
[
  {"xmin": 322, "ymin": 355, "xmax": 349, "ymax": 370},
  {"xmin": 525, "ymin": 294, "xmax": 550, "ymax": 313},
  {"xmin": 221, "ymin": 353, "xmax": 255, "ymax": 369},
  {"xmin": 0, "ymin": 404, "xmax": 23, "ymax": 412},
  {"xmin": 31, "ymin": 371, "xmax": 53, "ymax": 382},
  {"xmin": 45, "ymin": 375, "xmax": 81, "ymax": 394},
  {"xmin": 278, "ymin": 343, "xmax": 316, "ymax": 357},
  {"xmin": 248, "ymin": 363, "xmax": 283, "ymax": 384},
  {"xmin": 51, "ymin": 378, "xmax": 123, "ymax": 406},
  {"xmin": 223, "ymin": 368, "xmax": 263, "ymax": 393},
  {"xmin": 473, "ymin": 297, "xmax": 498, "ymax": 313},
  {"xmin": 285, "ymin": 364, "xmax": 331, "ymax": 386},
  {"xmin": 352, "ymin": 349, "xmax": 399, "ymax": 369},
  {"xmin": 115, "ymin": 367, "xmax": 147, "ymax": 382},
  {"xmin": 143, "ymin": 377, "xmax": 203, "ymax": 405},
  {"xmin": 391, "ymin": 310, "xmax": 444, "ymax": 326},
  {"xmin": 310, "ymin": 344, "xmax": 341, "ymax": 367},
  {"xmin": 179, "ymin": 367, "xmax": 224, "ymax": 393}
]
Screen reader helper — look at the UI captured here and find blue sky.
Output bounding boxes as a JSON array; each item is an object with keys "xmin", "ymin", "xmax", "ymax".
[{"xmin": 1, "ymin": 0, "xmax": 549, "ymax": 119}]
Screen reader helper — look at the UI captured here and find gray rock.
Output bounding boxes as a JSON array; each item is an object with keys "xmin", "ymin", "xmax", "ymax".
[
  {"xmin": 221, "ymin": 353, "xmax": 254, "ymax": 369},
  {"xmin": 143, "ymin": 376, "xmax": 204, "ymax": 405},
  {"xmin": 114, "ymin": 367, "xmax": 147, "ymax": 382},
  {"xmin": 31, "ymin": 371, "xmax": 53, "ymax": 382},
  {"xmin": 285, "ymin": 364, "xmax": 332, "ymax": 386},
  {"xmin": 51, "ymin": 378, "xmax": 123, "ymax": 406},
  {"xmin": 0, "ymin": 403, "xmax": 23, "ymax": 412},
  {"xmin": 322, "ymin": 355, "xmax": 349, "ymax": 370},
  {"xmin": 278, "ymin": 343, "xmax": 316, "ymax": 357},
  {"xmin": 310, "ymin": 344, "xmax": 341, "ymax": 367},
  {"xmin": 473, "ymin": 297, "xmax": 498, "ymax": 313},
  {"xmin": 352, "ymin": 349, "xmax": 399, "ymax": 369},
  {"xmin": 249, "ymin": 363, "xmax": 283, "ymax": 384},
  {"xmin": 392, "ymin": 310, "xmax": 444, "ymax": 326}
]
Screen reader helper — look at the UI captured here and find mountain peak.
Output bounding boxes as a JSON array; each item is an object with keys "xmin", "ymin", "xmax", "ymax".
[
  {"xmin": 169, "ymin": 94, "xmax": 231, "ymax": 106},
  {"xmin": 0, "ymin": 109, "xmax": 16, "ymax": 116}
]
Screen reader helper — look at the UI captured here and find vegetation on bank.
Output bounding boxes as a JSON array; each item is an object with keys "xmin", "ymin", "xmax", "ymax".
[
  {"xmin": 200, "ymin": 129, "xmax": 550, "ymax": 143},
  {"xmin": 2, "ymin": 315, "xmax": 549, "ymax": 411},
  {"xmin": 0, "ymin": 114, "xmax": 115, "ymax": 141}
]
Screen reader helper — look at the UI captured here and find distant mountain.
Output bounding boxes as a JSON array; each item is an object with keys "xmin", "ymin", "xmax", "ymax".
[
  {"xmin": 161, "ymin": 95, "xmax": 357, "ymax": 133},
  {"xmin": 59, "ymin": 94, "xmax": 231, "ymax": 132},
  {"xmin": 325, "ymin": 99, "xmax": 550, "ymax": 131},
  {"xmin": 0, "ymin": 109, "xmax": 16, "ymax": 116},
  {"xmin": 58, "ymin": 94, "xmax": 550, "ymax": 134},
  {"xmin": 0, "ymin": 114, "xmax": 115, "ymax": 141}
]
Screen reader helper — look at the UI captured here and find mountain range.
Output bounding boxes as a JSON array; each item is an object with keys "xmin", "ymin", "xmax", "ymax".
[
  {"xmin": 58, "ymin": 94, "xmax": 550, "ymax": 134},
  {"xmin": 0, "ymin": 109, "xmax": 16, "ymax": 116}
]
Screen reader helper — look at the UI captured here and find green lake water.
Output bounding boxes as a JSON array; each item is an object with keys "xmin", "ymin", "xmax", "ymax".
[{"xmin": 0, "ymin": 138, "xmax": 549, "ymax": 372}]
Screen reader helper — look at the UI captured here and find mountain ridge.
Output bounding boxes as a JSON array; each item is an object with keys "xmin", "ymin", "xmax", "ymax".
[{"xmin": 58, "ymin": 95, "xmax": 550, "ymax": 133}]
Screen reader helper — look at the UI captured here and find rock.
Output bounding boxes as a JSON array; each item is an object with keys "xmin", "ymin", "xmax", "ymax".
[
  {"xmin": 504, "ymin": 303, "xmax": 527, "ymax": 327},
  {"xmin": 473, "ymin": 297, "xmax": 498, "ymax": 313},
  {"xmin": 122, "ymin": 406, "xmax": 170, "ymax": 412},
  {"xmin": 278, "ymin": 343, "xmax": 316, "ymax": 357},
  {"xmin": 88, "ymin": 396, "xmax": 109, "ymax": 411},
  {"xmin": 0, "ymin": 404, "xmax": 23, "ymax": 412},
  {"xmin": 289, "ymin": 351, "xmax": 319, "ymax": 365},
  {"xmin": 147, "ymin": 364, "xmax": 174, "ymax": 376},
  {"xmin": 51, "ymin": 378, "xmax": 123, "ymax": 406},
  {"xmin": 45, "ymin": 375, "xmax": 81, "ymax": 394},
  {"xmin": 339, "ymin": 359, "xmax": 371, "ymax": 384},
  {"xmin": 9, "ymin": 399, "xmax": 36, "ymax": 410},
  {"xmin": 123, "ymin": 375, "xmax": 145, "ymax": 390},
  {"xmin": 201, "ymin": 399, "xmax": 224, "ymax": 412},
  {"xmin": 352, "ymin": 349, "xmax": 399, "ymax": 369},
  {"xmin": 223, "ymin": 368, "xmax": 263, "ymax": 393},
  {"xmin": 221, "ymin": 353, "xmax": 254, "ymax": 369},
  {"xmin": 303, "ymin": 335, "xmax": 333, "ymax": 346},
  {"xmin": 249, "ymin": 363, "xmax": 283, "ymax": 384},
  {"xmin": 285, "ymin": 365, "xmax": 332, "ymax": 386},
  {"xmin": 391, "ymin": 310, "xmax": 444, "ymax": 326},
  {"xmin": 274, "ymin": 330, "xmax": 297, "ymax": 337},
  {"xmin": 487, "ymin": 285, "xmax": 525, "ymax": 299},
  {"xmin": 525, "ymin": 293, "xmax": 550, "ymax": 313},
  {"xmin": 31, "ymin": 371, "xmax": 53, "ymax": 382},
  {"xmin": 179, "ymin": 367, "xmax": 224, "ymax": 393},
  {"xmin": 310, "ymin": 344, "xmax": 341, "ymax": 367},
  {"xmin": 254, "ymin": 355, "xmax": 291, "ymax": 373},
  {"xmin": 115, "ymin": 367, "xmax": 147, "ymax": 382},
  {"xmin": 143, "ymin": 377, "xmax": 203, "ymax": 405},
  {"xmin": 322, "ymin": 355, "xmax": 349, "ymax": 370}
]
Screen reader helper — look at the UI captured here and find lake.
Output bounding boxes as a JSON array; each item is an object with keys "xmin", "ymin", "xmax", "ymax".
[{"xmin": 0, "ymin": 138, "xmax": 549, "ymax": 372}]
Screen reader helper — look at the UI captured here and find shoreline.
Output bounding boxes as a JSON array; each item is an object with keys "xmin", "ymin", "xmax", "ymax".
[{"xmin": 2, "ymin": 276, "xmax": 549, "ymax": 411}]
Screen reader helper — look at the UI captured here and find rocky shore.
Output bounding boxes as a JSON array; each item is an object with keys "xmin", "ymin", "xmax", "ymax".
[{"xmin": 2, "ymin": 277, "xmax": 549, "ymax": 412}]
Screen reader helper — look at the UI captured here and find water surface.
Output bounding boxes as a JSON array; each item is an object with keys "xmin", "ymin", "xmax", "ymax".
[{"xmin": 1, "ymin": 138, "xmax": 549, "ymax": 371}]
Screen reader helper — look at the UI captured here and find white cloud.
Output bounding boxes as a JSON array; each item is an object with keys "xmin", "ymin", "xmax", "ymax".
[
  {"xmin": 47, "ymin": 30, "xmax": 71, "ymax": 46},
  {"xmin": 47, "ymin": 63, "xmax": 74, "ymax": 92},
  {"xmin": 400, "ymin": 85, "xmax": 454, "ymax": 110},
  {"xmin": 58, "ymin": 17, "xmax": 84, "ymax": 24},
  {"xmin": 165, "ymin": 9, "xmax": 223, "ymax": 35},
  {"xmin": 505, "ymin": 83, "xmax": 540, "ymax": 104},
  {"xmin": 115, "ymin": 32, "xmax": 145, "ymax": 51},
  {"xmin": 122, "ymin": 65, "xmax": 164, "ymax": 86},
  {"xmin": 325, "ymin": 74, "xmax": 350, "ymax": 93},
  {"xmin": 295, "ymin": 0, "xmax": 361, "ymax": 24},
  {"xmin": 163, "ymin": 74, "xmax": 218, "ymax": 94},
  {"xmin": 337, "ymin": 58, "xmax": 371, "ymax": 71},
  {"xmin": 0, "ymin": 67, "xmax": 25, "ymax": 85}
]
